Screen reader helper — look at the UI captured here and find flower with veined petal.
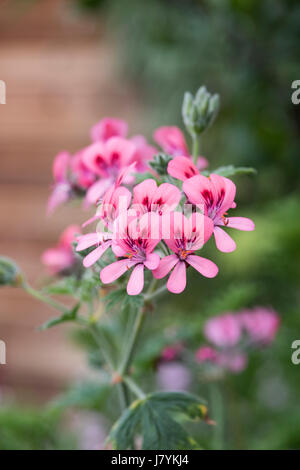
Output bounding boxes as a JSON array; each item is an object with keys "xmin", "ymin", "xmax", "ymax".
[
  {"xmin": 183, "ymin": 173, "xmax": 255, "ymax": 252},
  {"xmin": 132, "ymin": 178, "xmax": 181, "ymax": 216},
  {"xmin": 100, "ymin": 212, "xmax": 161, "ymax": 295},
  {"xmin": 153, "ymin": 212, "xmax": 218, "ymax": 294}
]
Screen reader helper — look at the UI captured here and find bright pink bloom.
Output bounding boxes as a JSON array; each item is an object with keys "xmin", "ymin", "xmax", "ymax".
[
  {"xmin": 161, "ymin": 343, "xmax": 184, "ymax": 362},
  {"xmin": 76, "ymin": 185, "xmax": 131, "ymax": 268},
  {"xmin": 130, "ymin": 135, "xmax": 157, "ymax": 172},
  {"xmin": 47, "ymin": 151, "xmax": 72, "ymax": 214},
  {"xmin": 82, "ymin": 137, "xmax": 137, "ymax": 206},
  {"xmin": 41, "ymin": 225, "xmax": 80, "ymax": 275},
  {"xmin": 195, "ymin": 346, "xmax": 219, "ymax": 363},
  {"xmin": 183, "ymin": 173, "xmax": 255, "ymax": 252},
  {"xmin": 239, "ymin": 307, "xmax": 280, "ymax": 344},
  {"xmin": 100, "ymin": 213, "xmax": 161, "ymax": 295},
  {"xmin": 90, "ymin": 118, "xmax": 128, "ymax": 143},
  {"xmin": 153, "ymin": 212, "xmax": 218, "ymax": 294},
  {"xmin": 132, "ymin": 178, "xmax": 181, "ymax": 216},
  {"xmin": 204, "ymin": 314, "xmax": 241, "ymax": 348}
]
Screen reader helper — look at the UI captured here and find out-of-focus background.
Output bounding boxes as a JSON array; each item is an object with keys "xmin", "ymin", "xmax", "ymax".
[{"xmin": 0, "ymin": 0, "xmax": 300, "ymax": 450}]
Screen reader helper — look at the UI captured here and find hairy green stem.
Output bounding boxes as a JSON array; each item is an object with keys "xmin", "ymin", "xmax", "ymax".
[
  {"xmin": 192, "ymin": 134, "xmax": 200, "ymax": 165},
  {"xmin": 23, "ymin": 283, "xmax": 69, "ymax": 313},
  {"xmin": 124, "ymin": 376, "xmax": 146, "ymax": 400}
]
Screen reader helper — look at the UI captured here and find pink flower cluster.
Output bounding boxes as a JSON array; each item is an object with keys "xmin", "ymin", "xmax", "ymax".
[
  {"xmin": 196, "ymin": 308, "xmax": 280, "ymax": 373},
  {"xmin": 47, "ymin": 118, "xmax": 157, "ymax": 213},
  {"xmin": 46, "ymin": 120, "xmax": 255, "ymax": 295}
]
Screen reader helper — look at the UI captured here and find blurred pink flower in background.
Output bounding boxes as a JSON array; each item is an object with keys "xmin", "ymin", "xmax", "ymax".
[
  {"xmin": 161, "ymin": 342, "xmax": 184, "ymax": 361},
  {"xmin": 196, "ymin": 308, "xmax": 280, "ymax": 374},
  {"xmin": 47, "ymin": 151, "xmax": 72, "ymax": 214},
  {"xmin": 239, "ymin": 307, "xmax": 280, "ymax": 344},
  {"xmin": 204, "ymin": 313, "xmax": 242, "ymax": 348},
  {"xmin": 41, "ymin": 225, "xmax": 81, "ymax": 275},
  {"xmin": 157, "ymin": 362, "xmax": 191, "ymax": 391}
]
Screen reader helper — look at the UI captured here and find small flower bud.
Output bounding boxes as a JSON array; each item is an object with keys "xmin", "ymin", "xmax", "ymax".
[
  {"xmin": 182, "ymin": 86, "xmax": 220, "ymax": 137},
  {"xmin": 0, "ymin": 256, "xmax": 23, "ymax": 287}
]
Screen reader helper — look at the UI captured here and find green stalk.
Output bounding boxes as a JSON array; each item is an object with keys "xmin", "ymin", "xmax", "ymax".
[
  {"xmin": 23, "ymin": 283, "xmax": 69, "ymax": 313},
  {"xmin": 124, "ymin": 376, "xmax": 146, "ymax": 400},
  {"xmin": 192, "ymin": 133, "xmax": 200, "ymax": 165}
]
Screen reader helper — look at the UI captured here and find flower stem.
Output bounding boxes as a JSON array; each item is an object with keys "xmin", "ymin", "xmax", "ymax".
[
  {"xmin": 192, "ymin": 133, "xmax": 200, "ymax": 166},
  {"xmin": 118, "ymin": 304, "xmax": 145, "ymax": 377},
  {"xmin": 124, "ymin": 376, "xmax": 146, "ymax": 400},
  {"xmin": 23, "ymin": 283, "xmax": 69, "ymax": 313}
]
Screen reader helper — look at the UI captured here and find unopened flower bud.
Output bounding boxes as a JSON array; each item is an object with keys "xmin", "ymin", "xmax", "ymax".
[
  {"xmin": 182, "ymin": 86, "xmax": 220, "ymax": 137},
  {"xmin": 0, "ymin": 257, "xmax": 23, "ymax": 287}
]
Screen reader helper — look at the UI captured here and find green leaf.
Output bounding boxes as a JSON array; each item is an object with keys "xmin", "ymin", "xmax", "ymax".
[
  {"xmin": 108, "ymin": 391, "xmax": 209, "ymax": 450},
  {"xmin": 0, "ymin": 256, "xmax": 22, "ymax": 287},
  {"xmin": 203, "ymin": 165, "xmax": 257, "ymax": 177},
  {"xmin": 149, "ymin": 153, "xmax": 173, "ymax": 176},
  {"xmin": 39, "ymin": 303, "xmax": 80, "ymax": 330}
]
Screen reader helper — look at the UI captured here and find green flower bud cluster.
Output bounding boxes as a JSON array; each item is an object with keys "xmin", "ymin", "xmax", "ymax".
[{"xmin": 182, "ymin": 86, "xmax": 220, "ymax": 137}]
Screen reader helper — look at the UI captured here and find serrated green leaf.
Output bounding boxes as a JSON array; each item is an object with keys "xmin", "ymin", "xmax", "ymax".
[
  {"xmin": 39, "ymin": 303, "xmax": 80, "ymax": 330},
  {"xmin": 108, "ymin": 391, "xmax": 208, "ymax": 450},
  {"xmin": 204, "ymin": 165, "xmax": 257, "ymax": 178}
]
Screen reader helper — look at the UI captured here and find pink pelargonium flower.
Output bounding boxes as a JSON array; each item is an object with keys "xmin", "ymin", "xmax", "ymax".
[
  {"xmin": 76, "ymin": 185, "xmax": 131, "ymax": 268},
  {"xmin": 82, "ymin": 137, "xmax": 137, "ymax": 206},
  {"xmin": 132, "ymin": 178, "xmax": 181, "ymax": 216},
  {"xmin": 195, "ymin": 346, "xmax": 247, "ymax": 373},
  {"xmin": 130, "ymin": 135, "xmax": 157, "ymax": 172},
  {"xmin": 153, "ymin": 212, "xmax": 218, "ymax": 294},
  {"xmin": 239, "ymin": 307, "xmax": 280, "ymax": 345},
  {"xmin": 47, "ymin": 151, "xmax": 72, "ymax": 214},
  {"xmin": 41, "ymin": 225, "xmax": 80, "ymax": 275},
  {"xmin": 183, "ymin": 173, "xmax": 255, "ymax": 253},
  {"xmin": 204, "ymin": 313, "xmax": 241, "ymax": 348},
  {"xmin": 100, "ymin": 212, "xmax": 161, "ymax": 295},
  {"xmin": 90, "ymin": 117, "xmax": 128, "ymax": 143}
]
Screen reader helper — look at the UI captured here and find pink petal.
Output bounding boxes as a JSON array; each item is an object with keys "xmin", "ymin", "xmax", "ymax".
[
  {"xmin": 90, "ymin": 117, "xmax": 128, "ymax": 143},
  {"xmin": 105, "ymin": 137, "xmax": 136, "ymax": 168},
  {"xmin": 153, "ymin": 182, "xmax": 181, "ymax": 212},
  {"xmin": 153, "ymin": 126, "xmax": 189, "ymax": 156},
  {"xmin": 209, "ymin": 173, "xmax": 236, "ymax": 217},
  {"xmin": 83, "ymin": 241, "xmax": 111, "ymax": 268},
  {"xmin": 167, "ymin": 156, "xmax": 199, "ymax": 181},
  {"xmin": 41, "ymin": 247, "xmax": 73, "ymax": 274},
  {"xmin": 82, "ymin": 142, "xmax": 108, "ymax": 177},
  {"xmin": 47, "ymin": 183, "xmax": 71, "ymax": 215},
  {"xmin": 186, "ymin": 254, "xmax": 218, "ymax": 278},
  {"xmin": 224, "ymin": 217, "xmax": 255, "ymax": 231},
  {"xmin": 52, "ymin": 151, "xmax": 70, "ymax": 182},
  {"xmin": 183, "ymin": 174, "xmax": 213, "ymax": 207},
  {"xmin": 127, "ymin": 264, "xmax": 144, "ymax": 295},
  {"xmin": 59, "ymin": 225, "xmax": 81, "ymax": 248},
  {"xmin": 100, "ymin": 259, "xmax": 133, "ymax": 284},
  {"xmin": 144, "ymin": 252, "xmax": 160, "ymax": 270},
  {"xmin": 133, "ymin": 179, "xmax": 157, "ymax": 207},
  {"xmin": 152, "ymin": 254, "xmax": 179, "ymax": 279},
  {"xmin": 76, "ymin": 233, "xmax": 101, "ymax": 251},
  {"xmin": 167, "ymin": 261, "xmax": 186, "ymax": 294},
  {"xmin": 204, "ymin": 314, "xmax": 241, "ymax": 347},
  {"xmin": 213, "ymin": 226, "xmax": 236, "ymax": 253},
  {"xmin": 84, "ymin": 178, "xmax": 112, "ymax": 207},
  {"xmin": 196, "ymin": 156, "xmax": 208, "ymax": 170}
]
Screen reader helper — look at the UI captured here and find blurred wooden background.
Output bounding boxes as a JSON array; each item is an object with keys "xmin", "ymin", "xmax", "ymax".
[{"xmin": 0, "ymin": 0, "xmax": 140, "ymax": 402}]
